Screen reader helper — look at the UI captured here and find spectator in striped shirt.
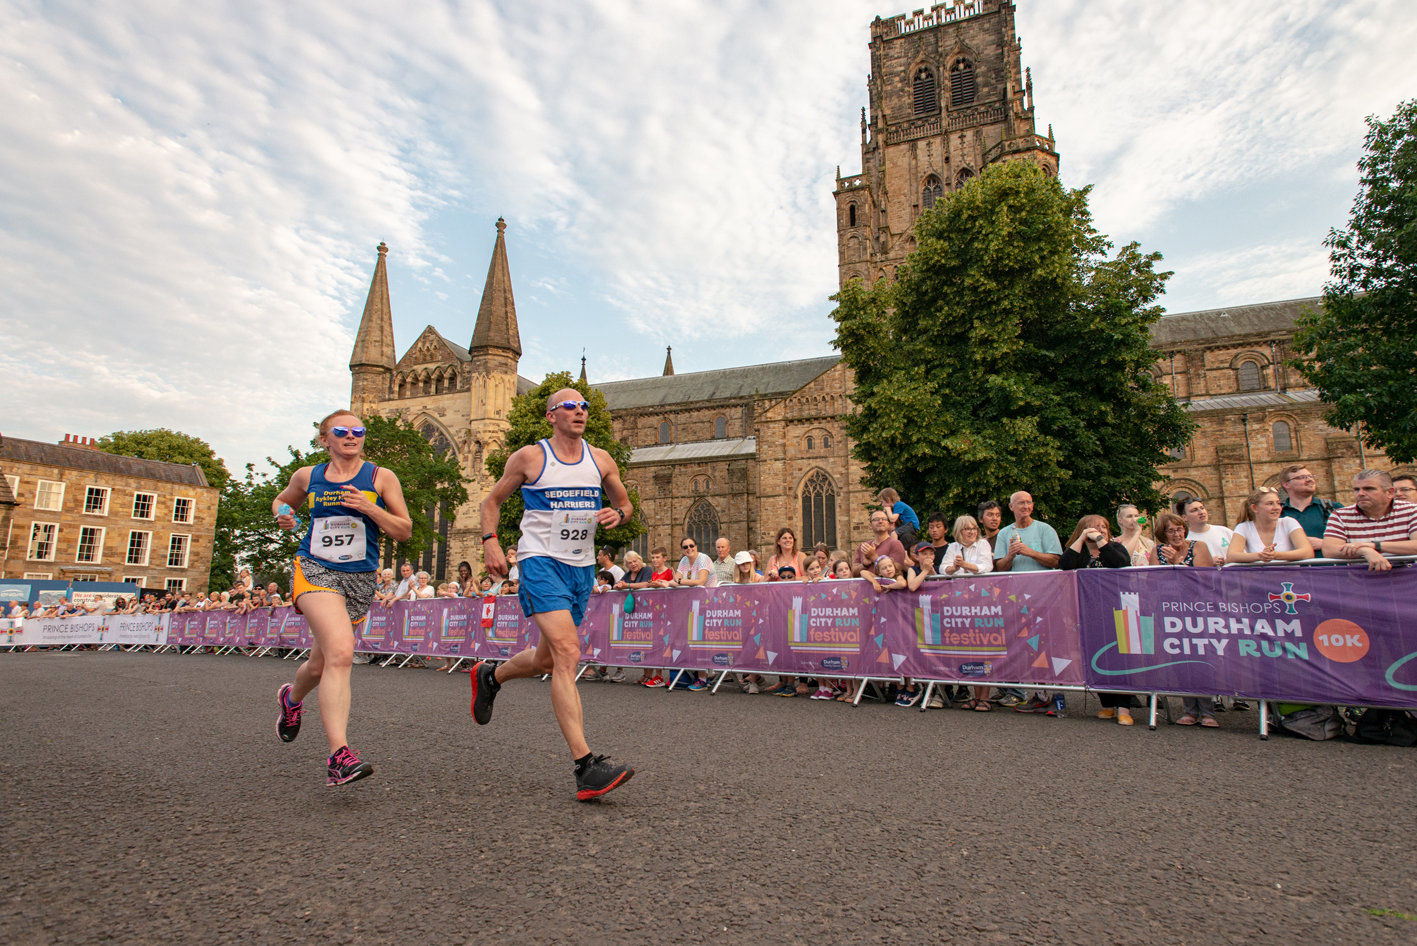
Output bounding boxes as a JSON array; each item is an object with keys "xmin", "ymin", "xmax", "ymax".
[{"xmin": 1321, "ymin": 470, "xmax": 1417, "ymax": 572}]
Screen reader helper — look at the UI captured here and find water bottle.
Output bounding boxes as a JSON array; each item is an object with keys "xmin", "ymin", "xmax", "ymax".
[
  {"xmin": 1051, "ymin": 692, "xmax": 1068, "ymax": 718},
  {"xmin": 278, "ymin": 503, "xmax": 301, "ymax": 531}
]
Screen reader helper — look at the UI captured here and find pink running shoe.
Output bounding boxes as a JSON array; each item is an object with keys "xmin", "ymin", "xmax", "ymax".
[{"xmin": 326, "ymin": 746, "xmax": 373, "ymax": 786}]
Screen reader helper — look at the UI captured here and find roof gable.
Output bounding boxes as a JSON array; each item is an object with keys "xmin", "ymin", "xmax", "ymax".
[{"xmin": 397, "ymin": 326, "xmax": 469, "ymax": 368}]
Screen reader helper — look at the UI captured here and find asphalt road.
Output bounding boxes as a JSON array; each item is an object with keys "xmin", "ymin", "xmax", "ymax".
[{"xmin": 2, "ymin": 652, "xmax": 1415, "ymax": 945}]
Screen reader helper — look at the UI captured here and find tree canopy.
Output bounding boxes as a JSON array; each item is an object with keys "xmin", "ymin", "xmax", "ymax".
[
  {"xmin": 212, "ymin": 415, "xmax": 468, "ymax": 590},
  {"xmin": 832, "ymin": 160, "xmax": 1193, "ymax": 531},
  {"xmin": 485, "ymin": 371, "xmax": 645, "ymax": 551},
  {"xmin": 96, "ymin": 429, "xmax": 230, "ymax": 488},
  {"xmin": 1293, "ymin": 99, "xmax": 1417, "ymax": 463}
]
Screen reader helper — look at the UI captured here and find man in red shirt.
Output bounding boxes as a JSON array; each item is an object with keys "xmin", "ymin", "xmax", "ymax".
[
  {"xmin": 1321, "ymin": 470, "xmax": 1417, "ymax": 571},
  {"xmin": 853, "ymin": 510, "xmax": 908, "ymax": 577}
]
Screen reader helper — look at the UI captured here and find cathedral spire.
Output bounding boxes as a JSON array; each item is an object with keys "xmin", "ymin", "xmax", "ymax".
[
  {"xmin": 470, "ymin": 217, "xmax": 522, "ymax": 356},
  {"xmin": 579, "ymin": 352, "xmax": 588, "ymax": 384},
  {"xmin": 349, "ymin": 242, "xmax": 396, "ymax": 371},
  {"xmin": 662, "ymin": 345, "xmax": 675, "ymax": 376}
]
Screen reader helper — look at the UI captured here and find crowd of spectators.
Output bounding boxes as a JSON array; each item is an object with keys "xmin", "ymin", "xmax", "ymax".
[{"xmin": 13, "ymin": 467, "xmax": 1412, "ymax": 721}]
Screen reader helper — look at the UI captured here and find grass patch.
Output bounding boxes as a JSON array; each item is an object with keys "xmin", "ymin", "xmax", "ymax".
[{"xmin": 1366, "ymin": 908, "xmax": 1417, "ymax": 921}]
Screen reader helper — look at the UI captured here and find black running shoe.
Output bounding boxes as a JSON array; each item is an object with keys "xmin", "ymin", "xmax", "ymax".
[
  {"xmin": 575, "ymin": 755, "xmax": 635, "ymax": 802},
  {"xmin": 277, "ymin": 684, "xmax": 303, "ymax": 743},
  {"xmin": 326, "ymin": 746, "xmax": 373, "ymax": 787},
  {"xmin": 470, "ymin": 660, "xmax": 499, "ymax": 725}
]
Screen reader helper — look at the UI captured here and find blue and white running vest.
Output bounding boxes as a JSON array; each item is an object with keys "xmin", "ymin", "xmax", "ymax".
[
  {"xmin": 297, "ymin": 461, "xmax": 384, "ymax": 572},
  {"xmin": 518, "ymin": 440, "xmax": 602, "ymax": 567}
]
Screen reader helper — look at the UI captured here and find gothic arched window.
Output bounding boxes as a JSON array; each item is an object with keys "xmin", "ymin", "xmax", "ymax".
[
  {"xmin": 658, "ymin": 422, "xmax": 672, "ymax": 444},
  {"xmin": 950, "ymin": 59, "xmax": 977, "ymax": 107},
  {"xmin": 686, "ymin": 499, "xmax": 719, "ymax": 556},
  {"xmin": 956, "ymin": 167, "xmax": 975, "ymax": 187},
  {"xmin": 800, "ymin": 471, "xmax": 838, "ymax": 550},
  {"xmin": 629, "ymin": 510, "xmax": 648, "ymax": 561},
  {"xmin": 1238, "ymin": 361, "xmax": 1262, "ymax": 392},
  {"xmin": 714, "ymin": 416, "xmax": 727, "ymax": 439},
  {"xmin": 922, "ymin": 175, "xmax": 943, "ymax": 210},
  {"xmin": 1273, "ymin": 420, "xmax": 1294, "ymax": 453},
  {"xmin": 913, "ymin": 66, "xmax": 937, "ymax": 115},
  {"xmin": 848, "ymin": 203, "xmax": 857, "ymax": 227},
  {"xmin": 420, "ymin": 423, "xmax": 452, "ymax": 457}
]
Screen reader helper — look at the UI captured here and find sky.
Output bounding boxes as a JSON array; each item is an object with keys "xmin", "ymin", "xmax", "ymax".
[{"xmin": 2, "ymin": 0, "xmax": 1415, "ymax": 474}]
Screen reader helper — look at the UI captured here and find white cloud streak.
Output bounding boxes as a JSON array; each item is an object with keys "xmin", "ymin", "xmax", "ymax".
[{"xmin": 1, "ymin": 0, "xmax": 1414, "ymax": 471}]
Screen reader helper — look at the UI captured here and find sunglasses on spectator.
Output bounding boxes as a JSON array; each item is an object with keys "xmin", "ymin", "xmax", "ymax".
[
  {"xmin": 329, "ymin": 426, "xmax": 366, "ymax": 438},
  {"xmin": 682, "ymin": 542, "xmax": 696, "ymax": 550},
  {"xmin": 551, "ymin": 400, "xmax": 590, "ymax": 412}
]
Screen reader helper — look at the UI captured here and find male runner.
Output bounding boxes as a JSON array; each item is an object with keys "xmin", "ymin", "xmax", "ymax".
[{"xmin": 470, "ymin": 389, "xmax": 636, "ymax": 801}]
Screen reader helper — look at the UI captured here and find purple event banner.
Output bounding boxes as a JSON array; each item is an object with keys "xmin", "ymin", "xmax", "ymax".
[
  {"xmin": 160, "ymin": 567, "xmax": 1417, "ymax": 708},
  {"xmin": 1077, "ymin": 565, "xmax": 1417, "ymax": 708}
]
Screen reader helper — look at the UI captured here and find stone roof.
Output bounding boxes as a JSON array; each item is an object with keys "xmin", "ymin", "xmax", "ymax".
[
  {"xmin": 0, "ymin": 437, "xmax": 210, "ymax": 487},
  {"xmin": 470, "ymin": 218, "xmax": 522, "ymax": 356},
  {"xmin": 628, "ymin": 438, "xmax": 757, "ymax": 466},
  {"xmin": 1151, "ymin": 297, "xmax": 1322, "ymax": 348},
  {"xmin": 1183, "ymin": 389, "xmax": 1321, "ymax": 413},
  {"xmin": 349, "ymin": 243, "xmax": 396, "ymax": 371},
  {"xmin": 595, "ymin": 355, "xmax": 841, "ymax": 411}
]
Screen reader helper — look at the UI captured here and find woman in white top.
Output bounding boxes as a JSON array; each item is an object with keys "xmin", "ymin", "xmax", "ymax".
[
  {"xmin": 941, "ymin": 516, "xmax": 994, "ymax": 576},
  {"xmin": 1115, "ymin": 504, "xmax": 1156, "ymax": 567},
  {"xmin": 1228, "ymin": 487, "xmax": 1315, "ymax": 564},
  {"xmin": 413, "ymin": 572, "xmax": 435, "ymax": 599}
]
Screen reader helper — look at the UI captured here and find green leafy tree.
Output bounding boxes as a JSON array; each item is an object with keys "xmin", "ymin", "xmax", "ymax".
[
  {"xmin": 95, "ymin": 429, "xmax": 237, "ymax": 588},
  {"xmin": 1293, "ymin": 99, "xmax": 1417, "ymax": 462},
  {"xmin": 485, "ymin": 371, "xmax": 646, "ymax": 551},
  {"xmin": 218, "ymin": 415, "xmax": 469, "ymax": 590},
  {"xmin": 96, "ymin": 428, "xmax": 231, "ymax": 488},
  {"xmin": 832, "ymin": 160, "xmax": 1194, "ymax": 531}
]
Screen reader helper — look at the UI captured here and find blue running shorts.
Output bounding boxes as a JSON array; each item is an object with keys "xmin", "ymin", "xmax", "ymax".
[{"xmin": 517, "ymin": 556, "xmax": 595, "ymax": 627}]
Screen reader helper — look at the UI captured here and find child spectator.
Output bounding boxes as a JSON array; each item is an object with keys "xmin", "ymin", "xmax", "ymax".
[
  {"xmin": 830, "ymin": 559, "xmax": 852, "ymax": 579},
  {"xmin": 637, "ymin": 549, "xmax": 677, "ymax": 688},
  {"xmin": 877, "ymin": 488, "xmax": 920, "ymax": 547},
  {"xmin": 804, "ymin": 559, "xmax": 824, "ymax": 582}
]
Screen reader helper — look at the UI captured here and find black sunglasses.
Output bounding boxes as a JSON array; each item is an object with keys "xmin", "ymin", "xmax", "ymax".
[
  {"xmin": 550, "ymin": 400, "xmax": 590, "ymax": 412},
  {"xmin": 329, "ymin": 426, "xmax": 366, "ymax": 438},
  {"xmin": 681, "ymin": 543, "xmax": 695, "ymax": 549}
]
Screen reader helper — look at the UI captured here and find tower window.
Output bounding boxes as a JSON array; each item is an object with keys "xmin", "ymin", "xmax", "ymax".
[
  {"xmin": 955, "ymin": 167, "xmax": 975, "ymax": 187},
  {"xmin": 1237, "ymin": 361, "xmax": 1262, "ymax": 392},
  {"xmin": 658, "ymin": 422, "xmax": 672, "ymax": 444},
  {"xmin": 913, "ymin": 66, "xmax": 937, "ymax": 116},
  {"xmin": 1273, "ymin": 421, "xmax": 1294, "ymax": 454},
  {"xmin": 848, "ymin": 203, "xmax": 857, "ymax": 227},
  {"xmin": 950, "ymin": 59, "xmax": 977, "ymax": 108},
  {"xmin": 800, "ymin": 471, "xmax": 838, "ymax": 550},
  {"xmin": 686, "ymin": 499, "xmax": 720, "ymax": 557},
  {"xmin": 922, "ymin": 175, "xmax": 943, "ymax": 210},
  {"xmin": 714, "ymin": 416, "xmax": 727, "ymax": 439},
  {"xmin": 806, "ymin": 436, "xmax": 814, "ymax": 451}
]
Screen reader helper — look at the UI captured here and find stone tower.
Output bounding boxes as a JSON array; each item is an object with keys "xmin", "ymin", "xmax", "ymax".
[
  {"xmin": 834, "ymin": 1, "xmax": 1059, "ymax": 287},
  {"xmin": 349, "ymin": 242, "xmax": 396, "ymax": 418}
]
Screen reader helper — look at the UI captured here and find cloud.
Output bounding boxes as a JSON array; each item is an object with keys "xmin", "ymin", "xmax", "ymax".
[{"xmin": 1, "ymin": 0, "xmax": 1413, "ymax": 472}]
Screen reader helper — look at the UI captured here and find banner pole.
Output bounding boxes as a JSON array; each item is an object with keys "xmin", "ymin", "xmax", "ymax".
[
  {"xmin": 1148, "ymin": 693, "xmax": 1158, "ymax": 730},
  {"xmin": 851, "ymin": 678, "xmax": 868, "ymax": 707},
  {"xmin": 709, "ymin": 668, "xmax": 731, "ymax": 694},
  {"xmin": 1259, "ymin": 700, "xmax": 1269, "ymax": 740},
  {"xmin": 919, "ymin": 681, "xmax": 935, "ymax": 713}
]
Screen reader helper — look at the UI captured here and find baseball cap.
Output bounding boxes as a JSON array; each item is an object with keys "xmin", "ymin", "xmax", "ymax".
[{"xmin": 734, "ymin": 551, "xmax": 753, "ymax": 565}]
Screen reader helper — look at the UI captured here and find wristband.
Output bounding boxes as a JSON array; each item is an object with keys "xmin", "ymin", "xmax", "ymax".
[
  {"xmin": 617, "ymin": 507, "xmax": 627, "ymax": 524},
  {"xmin": 481, "ymin": 533, "xmax": 498, "ymax": 544},
  {"xmin": 1375, "ymin": 540, "xmax": 1383, "ymax": 553}
]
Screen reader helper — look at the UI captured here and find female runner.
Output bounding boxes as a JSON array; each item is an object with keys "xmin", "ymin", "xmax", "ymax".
[{"xmin": 273, "ymin": 410, "xmax": 412, "ymax": 786}]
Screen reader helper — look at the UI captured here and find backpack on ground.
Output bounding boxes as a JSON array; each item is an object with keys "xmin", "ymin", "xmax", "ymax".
[
  {"xmin": 1347, "ymin": 708, "xmax": 1417, "ymax": 746},
  {"xmin": 1270, "ymin": 704, "xmax": 1344, "ymax": 741}
]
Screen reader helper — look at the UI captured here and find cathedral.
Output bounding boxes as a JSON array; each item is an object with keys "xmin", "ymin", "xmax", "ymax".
[{"xmin": 349, "ymin": 0, "xmax": 1395, "ymax": 580}]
